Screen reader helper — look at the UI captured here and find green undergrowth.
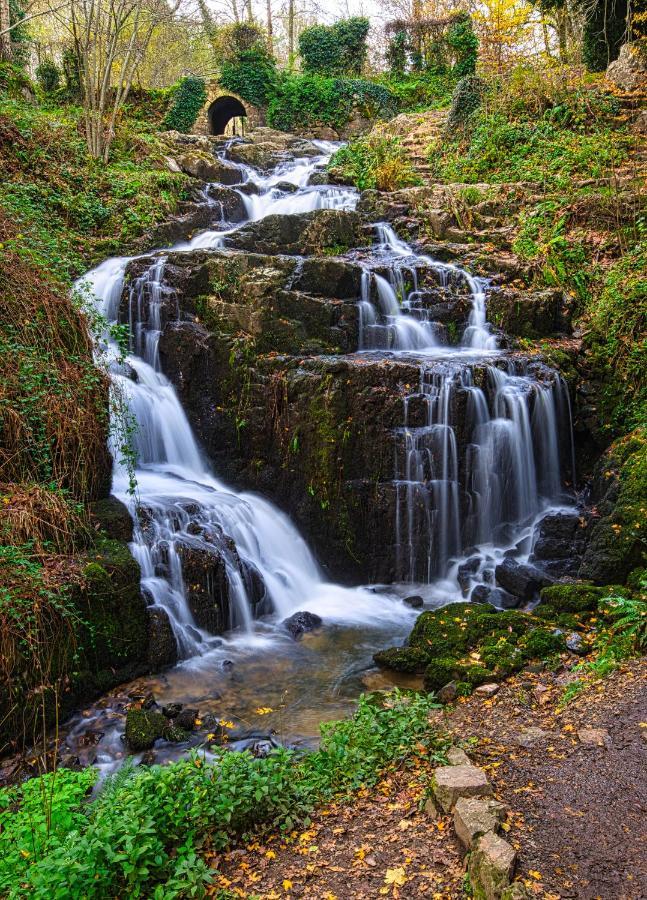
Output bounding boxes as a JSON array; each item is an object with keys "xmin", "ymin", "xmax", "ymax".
[
  {"xmin": 328, "ymin": 134, "xmax": 422, "ymax": 191},
  {"xmin": 0, "ymin": 691, "xmax": 446, "ymax": 897}
]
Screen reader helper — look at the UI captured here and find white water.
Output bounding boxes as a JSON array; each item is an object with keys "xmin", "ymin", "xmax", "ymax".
[{"xmin": 81, "ymin": 144, "xmax": 416, "ymax": 664}]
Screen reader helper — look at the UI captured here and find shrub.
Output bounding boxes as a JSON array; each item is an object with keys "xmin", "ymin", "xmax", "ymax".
[
  {"xmin": 4, "ymin": 691, "xmax": 445, "ymax": 896},
  {"xmin": 299, "ymin": 17, "xmax": 370, "ymax": 76},
  {"xmin": 162, "ymin": 76, "xmax": 207, "ymax": 133},
  {"xmin": 328, "ymin": 133, "xmax": 421, "ymax": 191},
  {"xmin": 35, "ymin": 59, "xmax": 61, "ymax": 94},
  {"xmin": 446, "ymin": 13, "xmax": 478, "ymax": 77},
  {"xmin": 267, "ymin": 74, "xmax": 396, "ymax": 133},
  {"xmin": 446, "ymin": 74, "xmax": 486, "ymax": 130}
]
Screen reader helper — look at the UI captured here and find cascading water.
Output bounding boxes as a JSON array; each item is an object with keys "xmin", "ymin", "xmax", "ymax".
[{"xmin": 63, "ymin": 133, "xmax": 577, "ymax": 773}]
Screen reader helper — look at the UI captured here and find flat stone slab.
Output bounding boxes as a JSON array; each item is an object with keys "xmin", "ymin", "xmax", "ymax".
[
  {"xmin": 468, "ymin": 831, "xmax": 517, "ymax": 900},
  {"xmin": 475, "ymin": 682, "xmax": 500, "ymax": 698},
  {"xmin": 578, "ymin": 727, "xmax": 610, "ymax": 747},
  {"xmin": 432, "ymin": 764, "xmax": 493, "ymax": 812},
  {"xmin": 453, "ymin": 796, "xmax": 500, "ymax": 849},
  {"xmin": 515, "ymin": 726, "xmax": 549, "ymax": 748}
]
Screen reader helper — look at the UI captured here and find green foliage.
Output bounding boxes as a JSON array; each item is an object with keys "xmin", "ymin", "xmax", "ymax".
[
  {"xmin": 446, "ymin": 14, "xmax": 479, "ymax": 77},
  {"xmin": 162, "ymin": 76, "xmax": 207, "ymax": 133},
  {"xmin": 61, "ymin": 47, "xmax": 82, "ymax": 100},
  {"xmin": 0, "ymin": 767, "xmax": 97, "ymax": 894},
  {"xmin": 328, "ymin": 134, "xmax": 421, "ymax": 191},
  {"xmin": 562, "ymin": 586, "xmax": 646, "ymax": 703},
  {"xmin": 446, "ymin": 74, "xmax": 485, "ymax": 129},
  {"xmin": 585, "ymin": 242, "xmax": 647, "ymax": 432},
  {"xmin": 376, "ymin": 70, "xmax": 455, "ymax": 111},
  {"xmin": 35, "ymin": 60, "xmax": 61, "ymax": 94},
  {"xmin": 5, "ymin": 692, "xmax": 445, "ymax": 896},
  {"xmin": 387, "ymin": 29, "xmax": 408, "ymax": 75},
  {"xmin": 299, "ymin": 17, "xmax": 370, "ymax": 77},
  {"xmin": 7, "ymin": 0, "xmax": 30, "ymax": 66},
  {"xmin": 220, "ymin": 48, "xmax": 277, "ymax": 108},
  {"xmin": 267, "ymin": 74, "xmax": 396, "ymax": 133}
]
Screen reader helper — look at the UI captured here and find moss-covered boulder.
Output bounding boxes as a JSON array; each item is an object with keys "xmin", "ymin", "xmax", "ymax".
[
  {"xmin": 124, "ymin": 709, "xmax": 167, "ymax": 751},
  {"xmin": 374, "ymin": 602, "xmax": 570, "ymax": 691},
  {"xmin": 539, "ymin": 582, "xmax": 608, "ymax": 614},
  {"xmin": 579, "ymin": 430, "xmax": 647, "ymax": 585}
]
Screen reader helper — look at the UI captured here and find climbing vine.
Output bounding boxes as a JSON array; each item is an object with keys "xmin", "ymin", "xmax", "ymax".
[{"xmin": 162, "ymin": 76, "xmax": 207, "ymax": 133}]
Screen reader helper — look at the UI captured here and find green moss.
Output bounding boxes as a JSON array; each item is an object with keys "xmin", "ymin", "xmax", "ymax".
[
  {"xmin": 539, "ymin": 582, "xmax": 606, "ymax": 614},
  {"xmin": 124, "ymin": 709, "xmax": 166, "ymax": 751},
  {"xmin": 373, "ymin": 646, "xmax": 429, "ymax": 674},
  {"xmin": 521, "ymin": 626, "xmax": 566, "ymax": 658},
  {"xmin": 423, "ymin": 657, "xmax": 461, "ymax": 691}
]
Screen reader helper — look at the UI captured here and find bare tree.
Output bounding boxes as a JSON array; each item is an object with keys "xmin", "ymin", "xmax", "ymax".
[
  {"xmin": 65, "ymin": 0, "xmax": 180, "ymax": 160},
  {"xmin": 266, "ymin": 0, "xmax": 273, "ymax": 51}
]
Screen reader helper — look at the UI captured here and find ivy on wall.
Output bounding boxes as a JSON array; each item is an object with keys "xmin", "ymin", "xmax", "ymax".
[{"xmin": 162, "ymin": 76, "xmax": 207, "ymax": 133}]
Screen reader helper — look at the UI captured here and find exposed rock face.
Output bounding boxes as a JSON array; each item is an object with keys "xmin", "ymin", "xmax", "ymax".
[
  {"xmin": 225, "ymin": 209, "xmax": 365, "ymax": 256},
  {"xmin": 147, "ymin": 608, "xmax": 178, "ymax": 669},
  {"xmin": 176, "ymin": 152, "xmax": 244, "ymax": 185},
  {"xmin": 606, "ymin": 42, "xmax": 647, "ymax": 93},
  {"xmin": 226, "ymin": 132, "xmax": 321, "ymax": 171}
]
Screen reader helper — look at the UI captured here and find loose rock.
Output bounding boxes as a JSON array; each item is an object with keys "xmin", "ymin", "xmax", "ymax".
[
  {"xmin": 432, "ymin": 765, "xmax": 493, "ymax": 812},
  {"xmin": 454, "ymin": 796, "xmax": 500, "ymax": 849}
]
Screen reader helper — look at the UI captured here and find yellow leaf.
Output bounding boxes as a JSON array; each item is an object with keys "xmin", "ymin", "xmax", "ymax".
[
  {"xmin": 265, "ymin": 849, "xmax": 276, "ymax": 860},
  {"xmin": 282, "ymin": 879, "xmax": 293, "ymax": 891},
  {"xmin": 255, "ymin": 706, "xmax": 273, "ymax": 715},
  {"xmin": 384, "ymin": 867, "xmax": 407, "ymax": 887},
  {"xmin": 528, "ymin": 870, "xmax": 542, "ymax": 880}
]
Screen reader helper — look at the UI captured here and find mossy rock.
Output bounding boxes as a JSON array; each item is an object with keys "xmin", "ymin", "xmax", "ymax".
[
  {"xmin": 373, "ymin": 646, "xmax": 430, "ymax": 674},
  {"xmin": 520, "ymin": 626, "xmax": 566, "ymax": 658},
  {"xmin": 539, "ymin": 582, "xmax": 606, "ymax": 614},
  {"xmin": 125, "ymin": 709, "xmax": 167, "ymax": 751}
]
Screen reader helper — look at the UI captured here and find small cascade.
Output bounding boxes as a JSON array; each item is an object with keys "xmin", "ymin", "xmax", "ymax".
[
  {"xmin": 394, "ymin": 360, "xmax": 574, "ymax": 587},
  {"xmin": 357, "ymin": 224, "xmax": 497, "ymax": 352}
]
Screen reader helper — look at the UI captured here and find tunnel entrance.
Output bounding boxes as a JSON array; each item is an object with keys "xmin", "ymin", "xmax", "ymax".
[{"xmin": 208, "ymin": 96, "xmax": 247, "ymax": 136}]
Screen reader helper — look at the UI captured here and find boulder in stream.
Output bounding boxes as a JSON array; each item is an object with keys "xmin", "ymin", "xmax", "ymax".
[
  {"xmin": 282, "ymin": 611, "xmax": 323, "ymax": 639},
  {"xmin": 494, "ymin": 558, "xmax": 554, "ymax": 602}
]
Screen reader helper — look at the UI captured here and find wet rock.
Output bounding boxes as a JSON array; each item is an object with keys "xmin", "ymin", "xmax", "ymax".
[
  {"xmin": 307, "ymin": 171, "xmax": 329, "ymax": 186},
  {"xmin": 226, "ymin": 209, "xmax": 363, "ymax": 256},
  {"xmin": 275, "ymin": 180, "xmax": 298, "ymax": 193},
  {"xmin": 174, "ymin": 708, "xmax": 198, "ymax": 731},
  {"xmin": 432, "ymin": 765, "xmax": 493, "ymax": 812},
  {"xmin": 175, "ymin": 540, "xmax": 238, "ymax": 634},
  {"xmin": 162, "ymin": 703, "xmax": 183, "ymax": 719},
  {"xmin": 468, "ymin": 831, "xmax": 516, "ymax": 900},
  {"xmin": 176, "ymin": 152, "xmax": 243, "ymax": 184},
  {"xmin": 438, "ymin": 681, "xmax": 458, "ymax": 704},
  {"xmin": 470, "ymin": 584, "xmax": 520, "ymax": 609},
  {"xmin": 403, "ymin": 594, "xmax": 424, "ymax": 608},
  {"xmin": 282, "ymin": 611, "xmax": 323, "ymax": 640},
  {"xmin": 206, "ymin": 185, "xmax": 247, "ymax": 222},
  {"xmin": 458, "ymin": 556, "xmax": 481, "ymax": 593},
  {"xmin": 495, "ymin": 558, "xmax": 554, "ymax": 602},
  {"xmin": 291, "ymin": 256, "xmax": 363, "ymax": 298},
  {"xmin": 146, "ymin": 607, "xmax": 178, "ymax": 670},
  {"xmin": 124, "ymin": 708, "xmax": 167, "ymax": 751},
  {"xmin": 486, "ymin": 286, "xmax": 566, "ymax": 337},
  {"xmin": 454, "ymin": 796, "xmax": 500, "ymax": 849}
]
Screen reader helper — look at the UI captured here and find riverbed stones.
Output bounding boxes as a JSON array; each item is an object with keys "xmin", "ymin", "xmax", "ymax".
[
  {"xmin": 403, "ymin": 594, "xmax": 424, "ymax": 608},
  {"xmin": 124, "ymin": 708, "xmax": 167, "ymax": 751},
  {"xmin": 454, "ymin": 797, "xmax": 501, "ymax": 849},
  {"xmin": 468, "ymin": 831, "xmax": 517, "ymax": 900},
  {"xmin": 432, "ymin": 764, "xmax": 493, "ymax": 812}
]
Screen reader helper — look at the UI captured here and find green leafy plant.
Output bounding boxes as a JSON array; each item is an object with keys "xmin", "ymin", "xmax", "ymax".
[
  {"xmin": 4, "ymin": 691, "xmax": 445, "ymax": 896},
  {"xmin": 299, "ymin": 17, "xmax": 370, "ymax": 76},
  {"xmin": 329, "ymin": 133, "xmax": 421, "ymax": 191},
  {"xmin": 35, "ymin": 60, "xmax": 61, "ymax": 94}
]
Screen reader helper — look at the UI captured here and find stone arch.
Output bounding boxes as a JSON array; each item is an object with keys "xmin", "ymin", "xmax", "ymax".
[
  {"xmin": 208, "ymin": 95, "xmax": 247, "ymax": 135},
  {"xmin": 193, "ymin": 82, "xmax": 265, "ymax": 137}
]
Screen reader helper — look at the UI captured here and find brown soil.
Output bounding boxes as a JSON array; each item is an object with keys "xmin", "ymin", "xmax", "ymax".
[{"xmin": 211, "ymin": 659, "xmax": 647, "ymax": 899}]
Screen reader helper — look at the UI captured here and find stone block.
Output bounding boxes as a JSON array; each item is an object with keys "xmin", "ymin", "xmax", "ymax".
[
  {"xmin": 468, "ymin": 831, "xmax": 516, "ymax": 900},
  {"xmin": 432, "ymin": 765, "xmax": 493, "ymax": 813},
  {"xmin": 454, "ymin": 797, "xmax": 500, "ymax": 849}
]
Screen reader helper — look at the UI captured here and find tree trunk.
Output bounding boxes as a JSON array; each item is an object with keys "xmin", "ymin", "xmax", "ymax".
[
  {"xmin": 556, "ymin": 7, "xmax": 568, "ymax": 61},
  {"xmin": 266, "ymin": 0, "xmax": 273, "ymax": 53},
  {"xmin": 0, "ymin": 0, "xmax": 13, "ymax": 62},
  {"xmin": 288, "ymin": 0, "xmax": 295, "ymax": 65}
]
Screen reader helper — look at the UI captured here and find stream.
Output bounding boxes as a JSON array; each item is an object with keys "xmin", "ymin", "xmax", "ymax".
[{"xmin": 63, "ymin": 138, "xmax": 575, "ymax": 774}]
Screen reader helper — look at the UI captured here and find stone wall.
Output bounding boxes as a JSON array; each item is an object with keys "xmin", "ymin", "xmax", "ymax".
[{"xmin": 192, "ymin": 82, "xmax": 265, "ymax": 136}]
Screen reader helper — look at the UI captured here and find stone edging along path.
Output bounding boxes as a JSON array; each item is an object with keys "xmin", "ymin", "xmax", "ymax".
[{"xmin": 429, "ymin": 746, "xmax": 528, "ymax": 900}]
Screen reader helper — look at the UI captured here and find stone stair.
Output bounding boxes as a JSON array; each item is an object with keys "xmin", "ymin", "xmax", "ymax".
[{"xmin": 385, "ymin": 110, "xmax": 449, "ymax": 183}]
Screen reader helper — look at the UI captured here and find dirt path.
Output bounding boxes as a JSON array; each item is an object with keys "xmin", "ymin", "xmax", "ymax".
[
  {"xmin": 210, "ymin": 660, "xmax": 646, "ymax": 899},
  {"xmin": 440, "ymin": 658, "xmax": 647, "ymax": 899}
]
